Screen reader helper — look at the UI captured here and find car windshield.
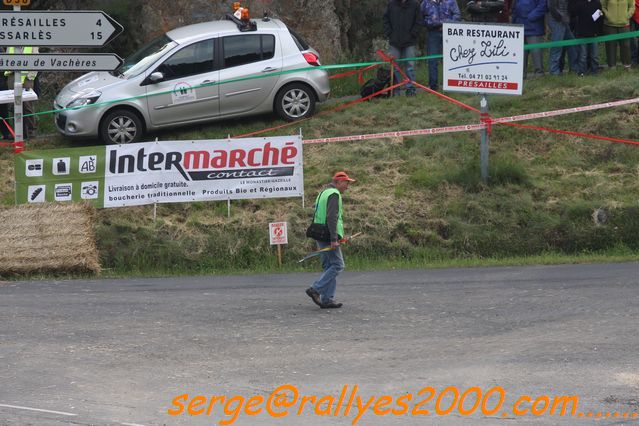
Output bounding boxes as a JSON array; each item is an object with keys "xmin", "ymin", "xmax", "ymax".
[{"xmin": 114, "ymin": 34, "xmax": 177, "ymax": 78}]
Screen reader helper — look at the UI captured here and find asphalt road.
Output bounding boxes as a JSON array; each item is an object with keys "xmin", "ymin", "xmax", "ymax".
[{"xmin": 1, "ymin": 263, "xmax": 639, "ymax": 426}]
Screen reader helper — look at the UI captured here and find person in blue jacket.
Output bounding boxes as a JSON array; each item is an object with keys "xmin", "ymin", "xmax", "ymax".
[
  {"xmin": 511, "ymin": 0, "xmax": 548, "ymax": 77},
  {"xmin": 421, "ymin": 0, "xmax": 461, "ymax": 90}
]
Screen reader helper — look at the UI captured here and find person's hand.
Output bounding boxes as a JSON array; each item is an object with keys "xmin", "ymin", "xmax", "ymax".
[{"xmin": 331, "ymin": 241, "xmax": 340, "ymax": 249}]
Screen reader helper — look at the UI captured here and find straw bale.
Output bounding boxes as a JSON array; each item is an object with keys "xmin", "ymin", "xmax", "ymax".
[{"xmin": 0, "ymin": 204, "xmax": 101, "ymax": 276}]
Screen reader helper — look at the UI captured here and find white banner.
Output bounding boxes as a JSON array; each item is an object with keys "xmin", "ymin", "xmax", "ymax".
[
  {"xmin": 104, "ymin": 136, "xmax": 303, "ymax": 208},
  {"xmin": 443, "ymin": 22, "xmax": 524, "ymax": 95}
]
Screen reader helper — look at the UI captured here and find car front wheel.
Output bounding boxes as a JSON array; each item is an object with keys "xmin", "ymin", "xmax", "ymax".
[
  {"xmin": 275, "ymin": 83, "xmax": 316, "ymax": 121},
  {"xmin": 100, "ymin": 109, "xmax": 143, "ymax": 144}
]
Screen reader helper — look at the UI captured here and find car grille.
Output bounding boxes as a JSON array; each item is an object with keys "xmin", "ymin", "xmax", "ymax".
[{"xmin": 56, "ymin": 113, "xmax": 67, "ymax": 130}]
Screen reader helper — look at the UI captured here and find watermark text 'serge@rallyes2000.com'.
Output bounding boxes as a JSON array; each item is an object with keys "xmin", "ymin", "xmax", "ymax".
[{"xmin": 167, "ymin": 384, "xmax": 639, "ymax": 425}]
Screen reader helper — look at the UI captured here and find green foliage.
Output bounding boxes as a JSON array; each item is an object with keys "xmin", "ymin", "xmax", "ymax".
[
  {"xmin": 409, "ymin": 154, "xmax": 530, "ymax": 191},
  {"xmin": 344, "ymin": 0, "xmax": 393, "ymax": 60}
]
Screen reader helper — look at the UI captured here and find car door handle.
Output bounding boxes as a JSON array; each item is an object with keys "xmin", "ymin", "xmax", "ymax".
[
  {"xmin": 201, "ymin": 80, "xmax": 216, "ymax": 85},
  {"xmin": 262, "ymin": 67, "xmax": 278, "ymax": 73}
]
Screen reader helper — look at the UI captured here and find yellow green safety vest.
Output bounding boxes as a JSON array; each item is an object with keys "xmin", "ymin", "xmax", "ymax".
[
  {"xmin": 4, "ymin": 47, "xmax": 35, "ymax": 84},
  {"xmin": 313, "ymin": 188, "xmax": 344, "ymax": 239}
]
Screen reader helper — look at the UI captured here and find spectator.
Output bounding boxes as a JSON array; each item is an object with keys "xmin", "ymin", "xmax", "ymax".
[
  {"xmin": 548, "ymin": 0, "xmax": 580, "ymax": 74},
  {"xmin": 466, "ymin": 0, "xmax": 511, "ymax": 22},
  {"xmin": 0, "ymin": 47, "xmax": 12, "ymax": 140},
  {"xmin": 421, "ymin": 0, "xmax": 461, "ymax": 90},
  {"xmin": 3, "ymin": 46, "xmax": 40, "ymax": 139},
  {"xmin": 569, "ymin": 0, "xmax": 604, "ymax": 74},
  {"xmin": 512, "ymin": 0, "xmax": 548, "ymax": 77},
  {"xmin": 601, "ymin": 0, "xmax": 635, "ymax": 70},
  {"xmin": 383, "ymin": 0, "xmax": 421, "ymax": 96}
]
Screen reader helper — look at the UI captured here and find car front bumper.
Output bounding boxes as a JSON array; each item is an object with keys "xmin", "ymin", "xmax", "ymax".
[{"xmin": 54, "ymin": 101, "xmax": 101, "ymax": 138}]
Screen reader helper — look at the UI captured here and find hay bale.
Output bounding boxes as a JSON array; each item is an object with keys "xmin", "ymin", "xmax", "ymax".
[{"xmin": 0, "ymin": 204, "xmax": 101, "ymax": 276}]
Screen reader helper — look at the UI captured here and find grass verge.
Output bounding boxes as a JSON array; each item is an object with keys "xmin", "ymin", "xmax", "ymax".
[{"xmin": 1, "ymin": 65, "xmax": 639, "ymax": 279}]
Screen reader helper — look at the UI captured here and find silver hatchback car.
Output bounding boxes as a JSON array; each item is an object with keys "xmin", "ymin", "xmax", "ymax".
[{"xmin": 54, "ymin": 14, "xmax": 330, "ymax": 144}]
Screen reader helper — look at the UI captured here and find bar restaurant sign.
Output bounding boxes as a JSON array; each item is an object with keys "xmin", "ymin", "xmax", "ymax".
[
  {"xmin": 15, "ymin": 136, "xmax": 304, "ymax": 208},
  {"xmin": 443, "ymin": 22, "xmax": 524, "ymax": 95}
]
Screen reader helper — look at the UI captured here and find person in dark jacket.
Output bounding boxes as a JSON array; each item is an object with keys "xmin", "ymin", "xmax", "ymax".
[
  {"xmin": 421, "ymin": 0, "xmax": 461, "ymax": 90},
  {"xmin": 305, "ymin": 172, "xmax": 355, "ymax": 309},
  {"xmin": 569, "ymin": 0, "xmax": 603, "ymax": 74},
  {"xmin": 383, "ymin": 0, "xmax": 421, "ymax": 96},
  {"xmin": 512, "ymin": 0, "xmax": 548, "ymax": 77},
  {"xmin": 548, "ymin": 0, "xmax": 580, "ymax": 74}
]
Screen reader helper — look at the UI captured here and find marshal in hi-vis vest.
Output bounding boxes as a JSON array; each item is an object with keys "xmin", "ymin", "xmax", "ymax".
[{"xmin": 313, "ymin": 188, "xmax": 344, "ymax": 239}]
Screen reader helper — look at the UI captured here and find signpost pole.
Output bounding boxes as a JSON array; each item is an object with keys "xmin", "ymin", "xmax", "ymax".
[
  {"xmin": 480, "ymin": 94, "xmax": 489, "ymax": 184},
  {"xmin": 277, "ymin": 244, "xmax": 282, "ymax": 267},
  {"xmin": 13, "ymin": 80, "xmax": 23, "ymax": 154},
  {"xmin": 11, "ymin": 3, "xmax": 23, "ymax": 154}
]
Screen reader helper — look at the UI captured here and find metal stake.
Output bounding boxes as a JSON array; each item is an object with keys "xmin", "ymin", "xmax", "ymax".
[{"xmin": 480, "ymin": 94, "xmax": 490, "ymax": 184}]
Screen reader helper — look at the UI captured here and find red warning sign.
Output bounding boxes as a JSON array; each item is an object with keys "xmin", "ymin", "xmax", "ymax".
[{"xmin": 269, "ymin": 222, "xmax": 288, "ymax": 245}]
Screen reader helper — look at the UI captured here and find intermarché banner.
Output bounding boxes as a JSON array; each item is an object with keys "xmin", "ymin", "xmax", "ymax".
[{"xmin": 14, "ymin": 136, "xmax": 304, "ymax": 208}]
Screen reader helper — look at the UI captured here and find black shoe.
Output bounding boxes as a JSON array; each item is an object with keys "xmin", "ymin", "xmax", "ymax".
[
  {"xmin": 405, "ymin": 88, "xmax": 416, "ymax": 97},
  {"xmin": 306, "ymin": 287, "xmax": 322, "ymax": 307},
  {"xmin": 321, "ymin": 300, "xmax": 343, "ymax": 309}
]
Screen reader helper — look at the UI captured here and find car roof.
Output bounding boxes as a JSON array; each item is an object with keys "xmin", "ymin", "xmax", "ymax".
[{"xmin": 167, "ymin": 18, "xmax": 285, "ymax": 44}]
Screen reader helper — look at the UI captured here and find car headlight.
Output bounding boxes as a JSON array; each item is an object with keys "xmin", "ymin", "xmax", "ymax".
[{"xmin": 66, "ymin": 91, "xmax": 102, "ymax": 109}]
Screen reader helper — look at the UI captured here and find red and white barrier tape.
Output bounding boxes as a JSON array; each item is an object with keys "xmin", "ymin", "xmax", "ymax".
[
  {"xmin": 491, "ymin": 97, "xmax": 639, "ymax": 124},
  {"xmin": 304, "ymin": 96, "xmax": 639, "ymax": 145},
  {"xmin": 304, "ymin": 123, "xmax": 486, "ymax": 144}
]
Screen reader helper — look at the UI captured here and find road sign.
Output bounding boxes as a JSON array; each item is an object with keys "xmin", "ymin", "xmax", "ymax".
[
  {"xmin": 443, "ymin": 22, "xmax": 524, "ymax": 96},
  {"xmin": 0, "ymin": 53, "xmax": 123, "ymax": 71},
  {"xmin": 0, "ymin": 11, "xmax": 123, "ymax": 47},
  {"xmin": 3, "ymin": 0, "xmax": 30, "ymax": 6}
]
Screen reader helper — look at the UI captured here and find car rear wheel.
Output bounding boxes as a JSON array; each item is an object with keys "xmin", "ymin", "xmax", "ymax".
[
  {"xmin": 275, "ymin": 83, "xmax": 316, "ymax": 121},
  {"xmin": 100, "ymin": 109, "xmax": 143, "ymax": 144}
]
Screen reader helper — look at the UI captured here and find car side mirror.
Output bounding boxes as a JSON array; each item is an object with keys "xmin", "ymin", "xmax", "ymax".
[{"xmin": 149, "ymin": 72, "xmax": 164, "ymax": 83}]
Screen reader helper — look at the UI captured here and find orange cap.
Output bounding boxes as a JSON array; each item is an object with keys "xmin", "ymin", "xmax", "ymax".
[{"xmin": 333, "ymin": 171, "xmax": 355, "ymax": 182}]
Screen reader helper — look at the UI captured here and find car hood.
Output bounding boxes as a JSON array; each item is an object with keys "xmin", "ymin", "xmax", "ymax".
[{"xmin": 55, "ymin": 71, "xmax": 124, "ymax": 108}]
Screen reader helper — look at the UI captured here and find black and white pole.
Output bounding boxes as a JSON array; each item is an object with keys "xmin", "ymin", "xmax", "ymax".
[
  {"xmin": 480, "ymin": 94, "xmax": 490, "ymax": 184},
  {"xmin": 12, "ymin": 3, "xmax": 23, "ymax": 153}
]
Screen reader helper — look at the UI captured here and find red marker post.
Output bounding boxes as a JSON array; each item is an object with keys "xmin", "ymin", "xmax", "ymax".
[{"xmin": 269, "ymin": 222, "xmax": 288, "ymax": 267}]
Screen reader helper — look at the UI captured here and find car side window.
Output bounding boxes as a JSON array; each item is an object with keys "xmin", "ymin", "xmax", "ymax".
[
  {"xmin": 156, "ymin": 39, "xmax": 215, "ymax": 80},
  {"xmin": 223, "ymin": 34, "xmax": 276, "ymax": 69}
]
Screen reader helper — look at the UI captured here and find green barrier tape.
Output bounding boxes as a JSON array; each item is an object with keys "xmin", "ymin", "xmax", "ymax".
[{"xmin": 3, "ymin": 30, "xmax": 639, "ymax": 122}]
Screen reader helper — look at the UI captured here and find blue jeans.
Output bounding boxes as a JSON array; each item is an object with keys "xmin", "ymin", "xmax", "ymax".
[
  {"xmin": 389, "ymin": 45, "xmax": 416, "ymax": 92},
  {"xmin": 548, "ymin": 18, "xmax": 578, "ymax": 75},
  {"xmin": 577, "ymin": 42, "xmax": 599, "ymax": 74},
  {"xmin": 427, "ymin": 30, "xmax": 443, "ymax": 89},
  {"xmin": 524, "ymin": 35, "xmax": 544, "ymax": 75},
  {"xmin": 311, "ymin": 241, "xmax": 344, "ymax": 304}
]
